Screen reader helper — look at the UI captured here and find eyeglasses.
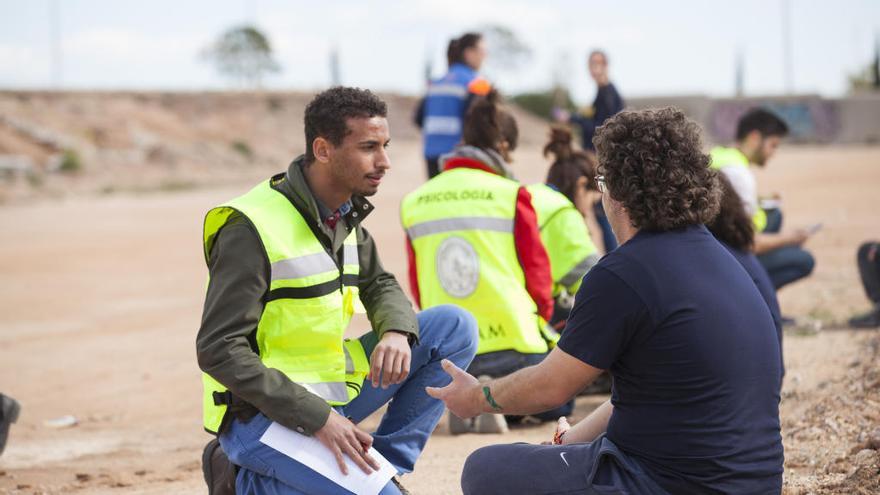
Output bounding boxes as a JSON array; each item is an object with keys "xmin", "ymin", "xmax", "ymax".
[{"xmin": 595, "ymin": 175, "xmax": 607, "ymax": 194}]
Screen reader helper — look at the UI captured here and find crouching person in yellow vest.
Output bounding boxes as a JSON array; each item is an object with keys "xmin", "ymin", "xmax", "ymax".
[
  {"xmin": 402, "ymin": 90, "xmax": 568, "ymax": 434},
  {"xmin": 526, "ymin": 127, "xmax": 615, "ymax": 396},
  {"xmin": 710, "ymin": 108, "xmax": 816, "ymax": 324},
  {"xmin": 527, "ymin": 126, "xmax": 602, "ymax": 330},
  {"xmin": 197, "ymin": 87, "xmax": 478, "ymax": 495}
]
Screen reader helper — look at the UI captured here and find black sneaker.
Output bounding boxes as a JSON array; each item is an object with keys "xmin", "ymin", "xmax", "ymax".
[
  {"xmin": 0, "ymin": 394, "xmax": 21, "ymax": 457},
  {"xmin": 849, "ymin": 308, "xmax": 880, "ymax": 329},
  {"xmin": 202, "ymin": 438, "xmax": 237, "ymax": 495}
]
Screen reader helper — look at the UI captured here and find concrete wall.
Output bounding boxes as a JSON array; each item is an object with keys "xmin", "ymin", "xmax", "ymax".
[{"xmin": 626, "ymin": 93, "xmax": 880, "ymax": 145}]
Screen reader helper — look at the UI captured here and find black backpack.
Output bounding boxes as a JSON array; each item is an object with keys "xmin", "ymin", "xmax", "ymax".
[{"xmin": 202, "ymin": 438, "xmax": 237, "ymax": 495}]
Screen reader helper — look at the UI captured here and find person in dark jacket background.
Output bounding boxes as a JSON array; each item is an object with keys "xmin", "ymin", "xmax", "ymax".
[{"xmin": 555, "ymin": 49, "xmax": 624, "ymax": 252}]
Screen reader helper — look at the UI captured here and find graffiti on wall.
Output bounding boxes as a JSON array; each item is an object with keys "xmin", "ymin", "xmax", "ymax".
[{"xmin": 709, "ymin": 98, "xmax": 839, "ymax": 143}]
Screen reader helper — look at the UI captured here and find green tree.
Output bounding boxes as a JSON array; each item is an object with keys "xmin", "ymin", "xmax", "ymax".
[
  {"xmin": 848, "ymin": 36, "xmax": 879, "ymax": 92},
  {"xmin": 202, "ymin": 25, "xmax": 281, "ymax": 88}
]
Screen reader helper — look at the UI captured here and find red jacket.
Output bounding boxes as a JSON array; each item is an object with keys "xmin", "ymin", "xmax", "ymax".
[{"xmin": 406, "ymin": 156, "xmax": 554, "ymax": 322}]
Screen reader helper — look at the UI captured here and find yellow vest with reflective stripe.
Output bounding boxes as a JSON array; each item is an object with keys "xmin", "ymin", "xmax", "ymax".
[
  {"xmin": 709, "ymin": 146, "xmax": 768, "ymax": 232},
  {"xmin": 526, "ymin": 183, "xmax": 598, "ymax": 296},
  {"xmin": 201, "ymin": 178, "xmax": 369, "ymax": 434},
  {"xmin": 401, "ymin": 168, "xmax": 551, "ymax": 355}
]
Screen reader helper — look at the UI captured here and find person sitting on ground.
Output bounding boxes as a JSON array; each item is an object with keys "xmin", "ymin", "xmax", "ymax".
[
  {"xmin": 849, "ymin": 241, "xmax": 880, "ymax": 328},
  {"xmin": 708, "ymin": 174, "xmax": 784, "ymax": 376},
  {"xmin": 0, "ymin": 393, "xmax": 20, "ymax": 457},
  {"xmin": 710, "ymin": 108, "xmax": 816, "ymax": 323},
  {"xmin": 527, "ymin": 127, "xmax": 611, "ymax": 396},
  {"xmin": 402, "ymin": 89, "xmax": 566, "ymax": 434},
  {"xmin": 428, "ymin": 108, "xmax": 784, "ymax": 494},
  {"xmin": 527, "ymin": 126, "xmax": 602, "ymax": 330}
]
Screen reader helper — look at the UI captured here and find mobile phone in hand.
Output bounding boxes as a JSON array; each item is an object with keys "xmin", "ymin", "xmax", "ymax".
[{"xmin": 806, "ymin": 223, "xmax": 823, "ymax": 235}]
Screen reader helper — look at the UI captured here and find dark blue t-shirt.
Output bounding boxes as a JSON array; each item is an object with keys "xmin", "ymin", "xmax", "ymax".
[{"xmin": 559, "ymin": 225, "xmax": 783, "ymax": 494}]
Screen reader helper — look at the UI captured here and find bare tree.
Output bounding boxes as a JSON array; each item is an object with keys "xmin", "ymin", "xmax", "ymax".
[
  {"xmin": 479, "ymin": 24, "xmax": 532, "ymax": 76},
  {"xmin": 202, "ymin": 25, "xmax": 280, "ymax": 88}
]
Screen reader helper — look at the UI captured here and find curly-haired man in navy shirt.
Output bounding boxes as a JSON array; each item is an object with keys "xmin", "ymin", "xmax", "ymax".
[{"xmin": 428, "ymin": 108, "xmax": 784, "ymax": 494}]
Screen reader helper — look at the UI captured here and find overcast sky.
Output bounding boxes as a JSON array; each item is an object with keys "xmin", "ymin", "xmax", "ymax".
[{"xmin": 1, "ymin": 0, "xmax": 878, "ymax": 103}]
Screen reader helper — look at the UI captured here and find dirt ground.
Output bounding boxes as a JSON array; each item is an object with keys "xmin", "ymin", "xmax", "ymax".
[{"xmin": 1, "ymin": 128, "xmax": 879, "ymax": 493}]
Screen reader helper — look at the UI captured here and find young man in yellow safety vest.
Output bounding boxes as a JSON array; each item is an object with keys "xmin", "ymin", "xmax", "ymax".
[
  {"xmin": 197, "ymin": 87, "xmax": 478, "ymax": 494},
  {"xmin": 710, "ymin": 108, "xmax": 816, "ymax": 323}
]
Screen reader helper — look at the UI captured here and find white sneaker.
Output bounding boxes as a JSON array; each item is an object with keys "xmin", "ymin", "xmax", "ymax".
[
  {"xmin": 448, "ymin": 412, "xmax": 474, "ymax": 435},
  {"xmin": 475, "ymin": 413, "xmax": 508, "ymax": 434}
]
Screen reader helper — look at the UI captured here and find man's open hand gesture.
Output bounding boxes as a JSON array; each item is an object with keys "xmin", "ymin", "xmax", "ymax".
[{"xmin": 425, "ymin": 359, "xmax": 482, "ymax": 418}]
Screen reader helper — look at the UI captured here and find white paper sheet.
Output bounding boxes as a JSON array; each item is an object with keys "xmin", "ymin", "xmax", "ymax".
[{"xmin": 259, "ymin": 420, "xmax": 397, "ymax": 495}]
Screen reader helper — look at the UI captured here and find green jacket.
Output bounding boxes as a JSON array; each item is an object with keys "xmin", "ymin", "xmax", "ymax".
[{"xmin": 196, "ymin": 155, "xmax": 418, "ymax": 435}]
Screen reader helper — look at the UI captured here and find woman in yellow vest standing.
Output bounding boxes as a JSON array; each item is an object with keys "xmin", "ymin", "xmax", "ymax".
[
  {"xmin": 402, "ymin": 90, "xmax": 567, "ymax": 434},
  {"xmin": 527, "ymin": 126, "xmax": 602, "ymax": 329}
]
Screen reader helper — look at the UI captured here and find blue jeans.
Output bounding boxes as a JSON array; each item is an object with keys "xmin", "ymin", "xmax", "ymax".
[
  {"xmin": 220, "ymin": 305, "xmax": 478, "ymax": 494},
  {"xmin": 758, "ymin": 208, "xmax": 816, "ymax": 290},
  {"xmin": 461, "ymin": 435, "xmax": 669, "ymax": 495},
  {"xmin": 468, "ymin": 350, "xmax": 574, "ymax": 421}
]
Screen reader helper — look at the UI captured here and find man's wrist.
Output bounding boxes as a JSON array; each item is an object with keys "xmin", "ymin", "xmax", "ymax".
[
  {"xmin": 472, "ymin": 382, "xmax": 497, "ymax": 414},
  {"xmin": 384, "ymin": 329, "xmax": 415, "ymax": 346},
  {"xmin": 482, "ymin": 385, "xmax": 504, "ymax": 412}
]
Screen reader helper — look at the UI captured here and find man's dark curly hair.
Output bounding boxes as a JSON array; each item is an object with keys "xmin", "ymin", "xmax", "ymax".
[
  {"xmin": 303, "ymin": 86, "xmax": 387, "ymax": 164},
  {"xmin": 593, "ymin": 107, "xmax": 720, "ymax": 231}
]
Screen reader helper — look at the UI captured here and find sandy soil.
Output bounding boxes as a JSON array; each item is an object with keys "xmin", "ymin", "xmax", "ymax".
[{"xmin": 0, "ymin": 132, "xmax": 879, "ymax": 493}]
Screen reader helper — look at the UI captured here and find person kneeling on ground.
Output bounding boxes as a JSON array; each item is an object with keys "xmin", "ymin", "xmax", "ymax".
[
  {"xmin": 710, "ymin": 108, "xmax": 817, "ymax": 324},
  {"xmin": 428, "ymin": 108, "xmax": 784, "ymax": 494},
  {"xmin": 197, "ymin": 87, "xmax": 478, "ymax": 495},
  {"xmin": 527, "ymin": 126, "xmax": 611, "ymax": 395}
]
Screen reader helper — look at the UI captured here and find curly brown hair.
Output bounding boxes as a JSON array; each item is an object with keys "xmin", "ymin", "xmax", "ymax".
[{"xmin": 593, "ymin": 107, "xmax": 720, "ymax": 231}]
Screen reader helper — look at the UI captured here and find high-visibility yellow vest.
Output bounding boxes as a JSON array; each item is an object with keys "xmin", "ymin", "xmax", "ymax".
[
  {"xmin": 526, "ymin": 183, "xmax": 598, "ymax": 296},
  {"xmin": 201, "ymin": 178, "xmax": 369, "ymax": 434},
  {"xmin": 709, "ymin": 146, "xmax": 768, "ymax": 232},
  {"xmin": 401, "ymin": 167, "xmax": 551, "ymax": 355}
]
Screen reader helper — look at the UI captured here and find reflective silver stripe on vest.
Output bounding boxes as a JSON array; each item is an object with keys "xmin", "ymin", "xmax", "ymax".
[
  {"xmin": 301, "ymin": 382, "xmax": 350, "ymax": 403},
  {"xmin": 343, "ymin": 244, "xmax": 358, "ymax": 266},
  {"xmin": 423, "ymin": 116, "xmax": 461, "ymax": 135},
  {"xmin": 427, "ymin": 83, "xmax": 468, "ymax": 98},
  {"xmin": 271, "ymin": 252, "xmax": 336, "ymax": 282},
  {"xmin": 344, "ymin": 345, "xmax": 355, "ymax": 374},
  {"xmin": 559, "ymin": 254, "xmax": 600, "ymax": 288},
  {"xmin": 406, "ymin": 217, "xmax": 514, "ymax": 240}
]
